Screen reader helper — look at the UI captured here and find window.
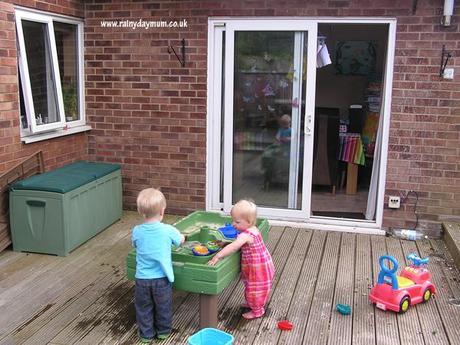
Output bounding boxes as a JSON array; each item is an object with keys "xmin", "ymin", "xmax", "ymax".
[{"xmin": 15, "ymin": 9, "xmax": 86, "ymax": 140}]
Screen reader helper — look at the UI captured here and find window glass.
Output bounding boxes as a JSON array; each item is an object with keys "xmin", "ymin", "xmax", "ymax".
[
  {"xmin": 22, "ymin": 19, "xmax": 61, "ymax": 126},
  {"xmin": 54, "ymin": 21, "xmax": 79, "ymax": 122},
  {"xmin": 18, "ymin": 69, "xmax": 28, "ymax": 129}
]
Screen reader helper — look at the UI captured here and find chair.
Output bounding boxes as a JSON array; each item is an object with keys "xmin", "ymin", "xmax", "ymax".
[{"xmin": 312, "ymin": 107, "xmax": 340, "ymax": 194}]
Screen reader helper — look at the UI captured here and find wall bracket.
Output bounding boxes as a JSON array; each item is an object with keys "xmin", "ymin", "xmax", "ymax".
[
  {"xmin": 168, "ymin": 38, "xmax": 186, "ymax": 67},
  {"xmin": 439, "ymin": 45, "xmax": 452, "ymax": 77}
]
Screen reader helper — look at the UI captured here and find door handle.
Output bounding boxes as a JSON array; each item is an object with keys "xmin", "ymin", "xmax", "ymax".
[{"xmin": 305, "ymin": 114, "xmax": 312, "ymax": 135}]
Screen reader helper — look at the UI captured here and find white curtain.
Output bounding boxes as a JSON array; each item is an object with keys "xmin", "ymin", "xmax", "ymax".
[{"xmin": 365, "ymin": 98, "xmax": 384, "ymax": 220}]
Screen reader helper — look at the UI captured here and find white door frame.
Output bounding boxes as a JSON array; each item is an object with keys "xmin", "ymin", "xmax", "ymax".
[{"xmin": 206, "ymin": 17, "xmax": 396, "ymax": 235}]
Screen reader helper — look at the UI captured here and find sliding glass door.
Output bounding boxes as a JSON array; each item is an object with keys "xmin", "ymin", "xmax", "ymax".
[
  {"xmin": 208, "ymin": 18, "xmax": 395, "ymax": 231},
  {"xmin": 221, "ymin": 20, "xmax": 317, "ymax": 218}
]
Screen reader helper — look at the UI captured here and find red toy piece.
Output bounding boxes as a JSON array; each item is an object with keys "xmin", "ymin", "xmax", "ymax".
[
  {"xmin": 277, "ymin": 320, "xmax": 293, "ymax": 331},
  {"xmin": 369, "ymin": 254, "xmax": 436, "ymax": 313}
]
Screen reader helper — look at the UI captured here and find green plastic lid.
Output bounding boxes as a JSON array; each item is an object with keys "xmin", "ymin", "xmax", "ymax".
[{"xmin": 11, "ymin": 161, "xmax": 120, "ymax": 194}]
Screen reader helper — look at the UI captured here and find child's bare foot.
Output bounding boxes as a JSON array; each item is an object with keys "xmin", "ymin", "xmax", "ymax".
[{"xmin": 242, "ymin": 310, "xmax": 264, "ymax": 319}]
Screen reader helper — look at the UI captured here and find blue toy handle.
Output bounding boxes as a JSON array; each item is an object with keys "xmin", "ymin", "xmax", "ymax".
[
  {"xmin": 407, "ymin": 253, "xmax": 429, "ymax": 267},
  {"xmin": 377, "ymin": 255, "xmax": 399, "ymax": 290}
]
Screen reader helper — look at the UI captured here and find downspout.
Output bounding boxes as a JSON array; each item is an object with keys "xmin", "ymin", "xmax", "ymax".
[{"xmin": 441, "ymin": 0, "xmax": 455, "ymax": 26}]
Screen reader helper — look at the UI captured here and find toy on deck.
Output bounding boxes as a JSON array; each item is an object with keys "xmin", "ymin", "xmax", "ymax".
[
  {"xmin": 277, "ymin": 320, "xmax": 293, "ymax": 331},
  {"xmin": 336, "ymin": 303, "xmax": 352, "ymax": 315},
  {"xmin": 369, "ymin": 254, "xmax": 436, "ymax": 313}
]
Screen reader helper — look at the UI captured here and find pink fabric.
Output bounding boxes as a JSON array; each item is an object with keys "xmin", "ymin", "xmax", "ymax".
[{"xmin": 239, "ymin": 229, "xmax": 275, "ymax": 316}]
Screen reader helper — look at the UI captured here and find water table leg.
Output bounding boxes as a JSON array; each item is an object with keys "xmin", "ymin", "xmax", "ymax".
[{"xmin": 200, "ymin": 294, "xmax": 218, "ymax": 328}]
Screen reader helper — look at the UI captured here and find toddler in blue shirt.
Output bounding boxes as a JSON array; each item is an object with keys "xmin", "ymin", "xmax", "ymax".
[
  {"xmin": 132, "ymin": 188, "xmax": 184, "ymax": 343},
  {"xmin": 275, "ymin": 114, "xmax": 292, "ymax": 144}
]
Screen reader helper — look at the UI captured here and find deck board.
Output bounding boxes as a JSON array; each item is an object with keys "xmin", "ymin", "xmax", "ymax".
[
  {"xmin": 430, "ymin": 240, "xmax": 460, "ymax": 298},
  {"xmin": 352, "ymin": 234, "xmax": 375, "ymax": 345},
  {"xmin": 417, "ymin": 239, "xmax": 460, "ymax": 345},
  {"xmin": 254, "ymin": 229, "xmax": 312, "ymax": 345},
  {"xmin": 399, "ymin": 239, "xmax": 449, "ymax": 345},
  {"xmin": 0, "ymin": 212, "xmax": 459, "ymax": 345},
  {"xmin": 386, "ymin": 237, "xmax": 425, "ymax": 345},
  {"xmin": 328, "ymin": 233, "xmax": 355, "ymax": 345},
  {"xmin": 277, "ymin": 230, "xmax": 327, "ymax": 345},
  {"xmin": 230, "ymin": 226, "xmax": 298, "ymax": 344},
  {"xmin": 302, "ymin": 232, "xmax": 341, "ymax": 345},
  {"xmin": 0, "ymin": 213, "xmax": 136, "ymax": 342},
  {"xmin": 370, "ymin": 234, "xmax": 400, "ymax": 345}
]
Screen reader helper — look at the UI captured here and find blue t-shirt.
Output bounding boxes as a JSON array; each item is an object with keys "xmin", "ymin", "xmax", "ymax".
[
  {"xmin": 277, "ymin": 128, "xmax": 291, "ymax": 140},
  {"xmin": 131, "ymin": 222, "xmax": 182, "ymax": 282}
]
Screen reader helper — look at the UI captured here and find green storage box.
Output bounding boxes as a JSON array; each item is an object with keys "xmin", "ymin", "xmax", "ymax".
[
  {"xmin": 9, "ymin": 161, "xmax": 122, "ymax": 256},
  {"xmin": 126, "ymin": 211, "xmax": 270, "ymax": 295}
]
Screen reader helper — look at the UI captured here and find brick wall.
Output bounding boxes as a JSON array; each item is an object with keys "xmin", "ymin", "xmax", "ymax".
[
  {"xmin": 84, "ymin": 0, "xmax": 459, "ymax": 233},
  {"xmin": 381, "ymin": 2, "xmax": 459, "ymax": 235},
  {"xmin": 0, "ymin": 1, "xmax": 87, "ymax": 174},
  {"xmin": 85, "ymin": 0, "xmax": 209, "ymax": 214},
  {"xmin": 1, "ymin": 0, "xmax": 454, "ymax": 234}
]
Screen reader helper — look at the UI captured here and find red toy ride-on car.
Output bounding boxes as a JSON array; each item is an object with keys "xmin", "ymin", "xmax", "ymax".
[{"xmin": 369, "ymin": 254, "xmax": 435, "ymax": 313}]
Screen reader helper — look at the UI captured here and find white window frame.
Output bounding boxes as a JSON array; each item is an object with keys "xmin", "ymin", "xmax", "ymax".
[{"xmin": 15, "ymin": 8, "xmax": 86, "ymax": 140}]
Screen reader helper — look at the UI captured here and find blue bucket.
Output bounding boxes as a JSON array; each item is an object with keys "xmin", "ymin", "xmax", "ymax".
[{"xmin": 188, "ymin": 328, "xmax": 234, "ymax": 345}]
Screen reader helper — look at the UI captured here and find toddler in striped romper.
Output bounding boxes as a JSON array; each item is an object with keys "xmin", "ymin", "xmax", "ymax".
[{"xmin": 208, "ymin": 199, "xmax": 275, "ymax": 319}]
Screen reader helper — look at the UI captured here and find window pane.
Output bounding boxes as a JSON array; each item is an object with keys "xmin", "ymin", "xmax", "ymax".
[
  {"xmin": 54, "ymin": 22, "xmax": 79, "ymax": 122},
  {"xmin": 22, "ymin": 20, "xmax": 60, "ymax": 126},
  {"xmin": 18, "ymin": 69, "xmax": 28, "ymax": 129}
]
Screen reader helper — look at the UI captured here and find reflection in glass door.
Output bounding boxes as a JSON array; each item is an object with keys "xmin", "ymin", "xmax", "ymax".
[
  {"xmin": 231, "ymin": 31, "xmax": 306, "ymax": 209},
  {"xmin": 221, "ymin": 20, "xmax": 317, "ymax": 218}
]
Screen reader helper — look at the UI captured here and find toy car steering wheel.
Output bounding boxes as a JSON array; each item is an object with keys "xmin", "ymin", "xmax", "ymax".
[
  {"xmin": 379, "ymin": 255, "xmax": 398, "ymax": 273},
  {"xmin": 377, "ymin": 255, "xmax": 399, "ymax": 289}
]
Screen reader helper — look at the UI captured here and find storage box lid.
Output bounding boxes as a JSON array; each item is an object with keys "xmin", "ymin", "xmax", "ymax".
[{"xmin": 11, "ymin": 161, "xmax": 121, "ymax": 193}]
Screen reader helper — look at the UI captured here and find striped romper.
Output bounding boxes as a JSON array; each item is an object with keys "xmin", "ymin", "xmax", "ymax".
[{"xmin": 240, "ymin": 228, "xmax": 275, "ymax": 317}]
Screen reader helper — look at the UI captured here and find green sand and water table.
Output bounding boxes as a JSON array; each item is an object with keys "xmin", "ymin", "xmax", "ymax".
[{"xmin": 126, "ymin": 211, "xmax": 269, "ymax": 295}]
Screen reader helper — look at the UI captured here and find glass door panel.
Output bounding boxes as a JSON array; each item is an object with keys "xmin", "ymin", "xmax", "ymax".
[
  {"xmin": 232, "ymin": 31, "xmax": 305, "ymax": 209},
  {"xmin": 222, "ymin": 20, "xmax": 317, "ymax": 218}
]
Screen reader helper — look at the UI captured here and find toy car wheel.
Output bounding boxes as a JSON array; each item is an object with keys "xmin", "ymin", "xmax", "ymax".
[
  {"xmin": 423, "ymin": 288, "xmax": 432, "ymax": 302},
  {"xmin": 399, "ymin": 296, "xmax": 410, "ymax": 313}
]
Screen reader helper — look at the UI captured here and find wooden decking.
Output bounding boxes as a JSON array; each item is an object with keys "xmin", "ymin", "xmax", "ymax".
[{"xmin": 0, "ymin": 211, "xmax": 459, "ymax": 345}]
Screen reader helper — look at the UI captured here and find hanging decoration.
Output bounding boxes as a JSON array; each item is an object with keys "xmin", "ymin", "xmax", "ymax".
[
  {"xmin": 292, "ymin": 97, "xmax": 299, "ymax": 108},
  {"xmin": 279, "ymin": 79, "xmax": 289, "ymax": 88},
  {"xmin": 317, "ymin": 35, "xmax": 332, "ymax": 69},
  {"xmin": 286, "ymin": 65, "xmax": 295, "ymax": 81},
  {"xmin": 262, "ymin": 83, "xmax": 275, "ymax": 97}
]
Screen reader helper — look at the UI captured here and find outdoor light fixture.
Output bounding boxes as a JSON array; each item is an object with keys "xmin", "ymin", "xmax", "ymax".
[{"xmin": 441, "ymin": 0, "xmax": 455, "ymax": 26}]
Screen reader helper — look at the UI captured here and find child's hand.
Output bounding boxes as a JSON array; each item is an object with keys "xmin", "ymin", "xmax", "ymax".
[{"xmin": 207, "ymin": 255, "xmax": 220, "ymax": 266}]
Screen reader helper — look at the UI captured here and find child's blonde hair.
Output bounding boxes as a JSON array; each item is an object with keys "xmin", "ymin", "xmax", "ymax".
[
  {"xmin": 136, "ymin": 188, "xmax": 166, "ymax": 218},
  {"xmin": 280, "ymin": 114, "xmax": 291, "ymax": 126},
  {"xmin": 231, "ymin": 199, "xmax": 258, "ymax": 226}
]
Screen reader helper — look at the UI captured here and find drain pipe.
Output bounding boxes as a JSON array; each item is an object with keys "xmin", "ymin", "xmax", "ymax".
[{"xmin": 442, "ymin": 0, "xmax": 455, "ymax": 26}]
